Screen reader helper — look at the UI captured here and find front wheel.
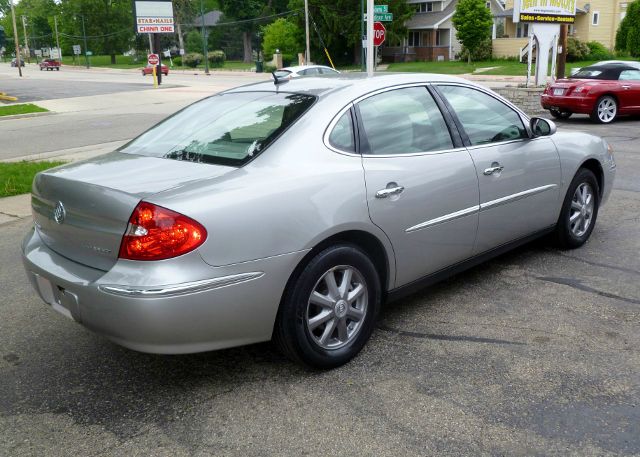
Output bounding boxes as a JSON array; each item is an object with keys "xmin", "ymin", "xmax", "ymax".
[
  {"xmin": 274, "ymin": 244, "xmax": 381, "ymax": 369},
  {"xmin": 591, "ymin": 96, "xmax": 617, "ymax": 124},
  {"xmin": 554, "ymin": 168, "xmax": 600, "ymax": 249}
]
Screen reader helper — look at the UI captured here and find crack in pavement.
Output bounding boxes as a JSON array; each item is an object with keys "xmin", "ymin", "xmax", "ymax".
[
  {"xmin": 537, "ymin": 276, "xmax": 640, "ymax": 305},
  {"xmin": 549, "ymin": 251, "xmax": 640, "ymax": 276}
]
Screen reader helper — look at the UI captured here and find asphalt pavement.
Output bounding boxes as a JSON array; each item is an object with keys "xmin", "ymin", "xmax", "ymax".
[{"xmin": 0, "ymin": 67, "xmax": 639, "ymax": 456}]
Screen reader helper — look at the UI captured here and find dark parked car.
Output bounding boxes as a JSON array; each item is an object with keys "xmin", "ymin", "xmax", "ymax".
[
  {"xmin": 11, "ymin": 58, "xmax": 25, "ymax": 67},
  {"xmin": 542, "ymin": 64, "xmax": 640, "ymax": 123},
  {"xmin": 39, "ymin": 59, "xmax": 61, "ymax": 71}
]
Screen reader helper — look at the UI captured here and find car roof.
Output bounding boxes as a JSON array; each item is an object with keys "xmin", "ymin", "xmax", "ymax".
[
  {"xmin": 575, "ymin": 64, "xmax": 639, "ymax": 78},
  {"xmin": 281, "ymin": 65, "xmax": 337, "ymax": 73},
  {"xmin": 225, "ymin": 72, "xmax": 480, "ymax": 100},
  {"xmin": 591, "ymin": 60, "xmax": 640, "ymax": 68}
]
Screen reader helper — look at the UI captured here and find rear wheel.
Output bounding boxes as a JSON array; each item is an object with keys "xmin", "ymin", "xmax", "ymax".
[
  {"xmin": 274, "ymin": 244, "xmax": 381, "ymax": 369},
  {"xmin": 550, "ymin": 109, "xmax": 572, "ymax": 119},
  {"xmin": 554, "ymin": 168, "xmax": 599, "ymax": 249},
  {"xmin": 591, "ymin": 96, "xmax": 617, "ymax": 123}
]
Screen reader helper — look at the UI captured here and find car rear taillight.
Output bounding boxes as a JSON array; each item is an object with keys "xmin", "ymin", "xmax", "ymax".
[{"xmin": 119, "ymin": 202, "xmax": 207, "ymax": 261}]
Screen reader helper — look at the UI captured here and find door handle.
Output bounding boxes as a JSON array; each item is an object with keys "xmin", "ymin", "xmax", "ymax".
[
  {"xmin": 484, "ymin": 163, "xmax": 504, "ymax": 175},
  {"xmin": 376, "ymin": 185, "xmax": 405, "ymax": 199},
  {"xmin": 622, "ymin": 85, "xmax": 631, "ymax": 90}
]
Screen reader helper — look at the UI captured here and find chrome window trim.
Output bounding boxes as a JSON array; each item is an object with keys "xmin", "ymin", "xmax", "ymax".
[
  {"xmin": 98, "ymin": 272, "xmax": 264, "ymax": 298},
  {"xmin": 362, "ymin": 146, "xmax": 468, "ymax": 159},
  {"xmin": 323, "ymin": 82, "xmax": 459, "ymax": 158},
  {"xmin": 406, "ymin": 205, "xmax": 480, "ymax": 233},
  {"xmin": 479, "ymin": 184, "xmax": 558, "ymax": 211}
]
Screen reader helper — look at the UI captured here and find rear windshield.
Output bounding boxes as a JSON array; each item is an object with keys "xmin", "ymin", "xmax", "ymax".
[
  {"xmin": 120, "ymin": 92, "xmax": 316, "ymax": 166},
  {"xmin": 571, "ymin": 69, "xmax": 604, "ymax": 79}
]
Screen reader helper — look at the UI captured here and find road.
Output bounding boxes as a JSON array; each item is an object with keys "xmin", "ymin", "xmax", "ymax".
[
  {"xmin": 0, "ymin": 63, "xmax": 269, "ymax": 160},
  {"xmin": 0, "ymin": 68, "xmax": 639, "ymax": 454}
]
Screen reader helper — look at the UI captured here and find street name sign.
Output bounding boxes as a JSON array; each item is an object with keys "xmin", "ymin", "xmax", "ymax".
[
  {"xmin": 134, "ymin": 0, "xmax": 175, "ymax": 33},
  {"xmin": 363, "ymin": 13, "xmax": 393, "ymax": 21},
  {"xmin": 374, "ymin": 5, "xmax": 388, "ymax": 13}
]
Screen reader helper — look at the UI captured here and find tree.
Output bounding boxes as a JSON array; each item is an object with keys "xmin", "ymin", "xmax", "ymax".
[
  {"xmin": 219, "ymin": 0, "xmax": 268, "ymax": 63},
  {"xmin": 616, "ymin": 0, "xmax": 640, "ymax": 57},
  {"xmin": 452, "ymin": 0, "xmax": 493, "ymax": 64},
  {"xmin": 261, "ymin": 18, "xmax": 302, "ymax": 61}
]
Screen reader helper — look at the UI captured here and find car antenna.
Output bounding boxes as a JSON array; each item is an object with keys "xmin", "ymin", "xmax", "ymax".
[{"xmin": 271, "ymin": 70, "xmax": 288, "ymax": 86}]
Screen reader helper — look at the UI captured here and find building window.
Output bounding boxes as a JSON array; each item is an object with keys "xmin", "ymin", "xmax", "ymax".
[
  {"xmin": 408, "ymin": 31, "xmax": 421, "ymax": 47},
  {"xmin": 516, "ymin": 23, "xmax": 529, "ymax": 38},
  {"xmin": 416, "ymin": 2, "xmax": 434, "ymax": 13},
  {"xmin": 486, "ymin": 1, "xmax": 491, "ymax": 8},
  {"xmin": 592, "ymin": 11, "xmax": 600, "ymax": 25},
  {"xmin": 568, "ymin": 24, "xmax": 575, "ymax": 35}
]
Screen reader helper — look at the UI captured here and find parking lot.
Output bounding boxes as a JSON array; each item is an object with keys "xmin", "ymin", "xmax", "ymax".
[{"xmin": 1, "ymin": 74, "xmax": 639, "ymax": 455}]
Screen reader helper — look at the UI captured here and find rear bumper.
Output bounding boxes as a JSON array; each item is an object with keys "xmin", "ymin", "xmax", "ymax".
[
  {"xmin": 22, "ymin": 227, "xmax": 305, "ymax": 354},
  {"xmin": 540, "ymin": 94, "xmax": 595, "ymax": 114}
]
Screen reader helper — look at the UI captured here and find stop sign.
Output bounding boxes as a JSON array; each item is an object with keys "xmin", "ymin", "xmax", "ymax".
[
  {"xmin": 148, "ymin": 53, "xmax": 159, "ymax": 66},
  {"xmin": 373, "ymin": 22, "xmax": 386, "ymax": 47}
]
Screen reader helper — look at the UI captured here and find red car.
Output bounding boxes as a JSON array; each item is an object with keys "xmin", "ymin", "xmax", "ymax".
[
  {"xmin": 39, "ymin": 59, "xmax": 60, "ymax": 71},
  {"xmin": 541, "ymin": 64, "xmax": 640, "ymax": 123},
  {"xmin": 142, "ymin": 64, "xmax": 169, "ymax": 76}
]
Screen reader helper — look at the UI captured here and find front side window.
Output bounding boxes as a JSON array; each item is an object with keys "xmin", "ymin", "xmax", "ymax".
[
  {"xmin": 121, "ymin": 92, "xmax": 316, "ymax": 166},
  {"xmin": 619, "ymin": 69, "xmax": 640, "ymax": 81},
  {"xmin": 357, "ymin": 87, "xmax": 453, "ymax": 155},
  {"xmin": 438, "ymin": 85, "xmax": 527, "ymax": 146}
]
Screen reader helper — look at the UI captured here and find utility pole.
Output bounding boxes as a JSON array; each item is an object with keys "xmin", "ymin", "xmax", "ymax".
[
  {"xmin": 199, "ymin": 0, "xmax": 209, "ymax": 75},
  {"xmin": 10, "ymin": 0, "xmax": 22, "ymax": 76},
  {"xmin": 54, "ymin": 16, "xmax": 61, "ymax": 62},
  {"xmin": 21, "ymin": 15, "xmax": 29, "ymax": 63},
  {"xmin": 304, "ymin": 0, "xmax": 310, "ymax": 65},
  {"xmin": 556, "ymin": 24, "xmax": 568, "ymax": 80},
  {"xmin": 361, "ymin": 0, "xmax": 365, "ymax": 71},
  {"xmin": 80, "ymin": 15, "xmax": 89, "ymax": 68},
  {"xmin": 366, "ymin": 0, "xmax": 374, "ymax": 76}
]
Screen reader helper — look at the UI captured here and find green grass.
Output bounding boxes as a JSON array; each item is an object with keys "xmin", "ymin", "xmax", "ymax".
[
  {"xmin": 386, "ymin": 58, "xmax": 637, "ymax": 77},
  {"xmin": 0, "ymin": 161, "xmax": 65, "ymax": 198},
  {"xmin": 60, "ymin": 55, "xmax": 256, "ymax": 71},
  {"xmin": 0, "ymin": 104, "xmax": 48, "ymax": 117}
]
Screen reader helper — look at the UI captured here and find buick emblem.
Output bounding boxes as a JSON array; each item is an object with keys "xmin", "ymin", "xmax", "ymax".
[{"xmin": 53, "ymin": 201, "xmax": 66, "ymax": 224}]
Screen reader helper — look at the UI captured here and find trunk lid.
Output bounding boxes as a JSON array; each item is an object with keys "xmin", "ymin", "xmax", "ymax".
[{"xmin": 32, "ymin": 152, "xmax": 233, "ymax": 271}]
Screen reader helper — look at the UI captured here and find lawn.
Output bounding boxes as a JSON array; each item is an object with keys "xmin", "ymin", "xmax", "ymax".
[
  {"xmin": 0, "ymin": 104, "xmax": 48, "ymax": 117},
  {"xmin": 60, "ymin": 55, "xmax": 256, "ymax": 71},
  {"xmin": 0, "ymin": 161, "xmax": 65, "ymax": 198},
  {"xmin": 386, "ymin": 59, "xmax": 634, "ymax": 77}
]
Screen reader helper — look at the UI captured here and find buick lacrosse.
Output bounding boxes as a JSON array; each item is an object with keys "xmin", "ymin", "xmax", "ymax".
[{"xmin": 22, "ymin": 74, "xmax": 616, "ymax": 368}]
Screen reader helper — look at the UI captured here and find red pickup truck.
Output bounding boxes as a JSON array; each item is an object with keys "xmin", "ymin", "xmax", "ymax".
[{"xmin": 39, "ymin": 59, "xmax": 61, "ymax": 71}]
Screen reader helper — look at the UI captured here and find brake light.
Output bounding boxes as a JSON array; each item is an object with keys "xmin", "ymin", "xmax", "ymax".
[{"xmin": 119, "ymin": 202, "xmax": 207, "ymax": 261}]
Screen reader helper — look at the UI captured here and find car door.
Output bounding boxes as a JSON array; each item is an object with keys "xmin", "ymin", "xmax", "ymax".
[
  {"xmin": 435, "ymin": 84, "xmax": 562, "ymax": 254},
  {"xmin": 619, "ymin": 69, "xmax": 640, "ymax": 110},
  {"xmin": 353, "ymin": 86, "xmax": 480, "ymax": 287}
]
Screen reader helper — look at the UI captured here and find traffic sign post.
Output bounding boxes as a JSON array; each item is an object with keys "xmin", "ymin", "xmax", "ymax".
[
  {"xmin": 148, "ymin": 53, "xmax": 159, "ymax": 88},
  {"xmin": 373, "ymin": 22, "xmax": 386, "ymax": 47}
]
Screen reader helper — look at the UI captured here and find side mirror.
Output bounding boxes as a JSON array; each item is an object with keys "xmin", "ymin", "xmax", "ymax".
[{"xmin": 530, "ymin": 117, "xmax": 557, "ymax": 137}]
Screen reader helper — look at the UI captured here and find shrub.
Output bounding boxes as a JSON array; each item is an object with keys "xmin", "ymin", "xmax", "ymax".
[
  {"xmin": 262, "ymin": 18, "xmax": 303, "ymax": 62},
  {"xmin": 185, "ymin": 30, "xmax": 203, "ymax": 54},
  {"xmin": 586, "ymin": 41, "xmax": 614, "ymax": 60},
  {"xmin": 566, "ymin": 37, "xmax": 589, "ymax": 62},
  {"xmin": 459, "ymin": 37, "xmax": 493, "ymax": 61},
  {"xmin": 207, "ymin": 50, "xmax": 226, "ymax": 67},
  {"xmin": 183, "ymin": 52, "xmax": 203, "ymax": 68}
]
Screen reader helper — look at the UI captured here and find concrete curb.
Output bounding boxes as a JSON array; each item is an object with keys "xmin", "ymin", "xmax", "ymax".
[{"xmin": 0, "ymin": 111, "xmax": 54, "ymax": 121}]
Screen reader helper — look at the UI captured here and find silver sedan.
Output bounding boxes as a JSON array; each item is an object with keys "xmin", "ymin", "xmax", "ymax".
[{"xmin": 22, "ymin": 74, "xmax": 616, "ymax": 368}]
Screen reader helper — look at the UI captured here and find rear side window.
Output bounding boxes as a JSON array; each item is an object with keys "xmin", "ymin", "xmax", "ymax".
[
  {"xmin": 120, "ymin": 92, "xmax": 316, "ymax": 167},
  {"xmin": 328, "ymin": 111, "xmax": 355, "ymax": 152},
  {"xmin": 438, "ymin": 85, "xmax": 527, "ymax": 146},
  {"xmin": 619, "ymin": 70, "xmax": 640, "ymax": 81},
  {"xmin": 356, "ymin": 87, "xmax": 453, "ymax": 155}
]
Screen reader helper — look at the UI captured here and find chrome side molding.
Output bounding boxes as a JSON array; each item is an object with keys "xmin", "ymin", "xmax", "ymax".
[{"xmin": 99, "ymin": 272, "xmax": 264, "ymax": 297}]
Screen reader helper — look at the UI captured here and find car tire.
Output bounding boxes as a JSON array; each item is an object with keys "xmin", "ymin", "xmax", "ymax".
[
  {"xmin": 554, "ymin": 168, "xmax": 600, "ymax": 249},
  {"xmin": 590, "ymin": 95, "xmax": 617, "ymax": 124},
  {"xmin": 56, "ymin": 67, "xmax": 60, "ymax": 71},
  {"xmin": 142, "ymin": 71, "xmax": 145, "ymax": 76},
  {"xmin": 40, "ymin": 67, "xmax": 43, "ymax": 71},
  {"xmin": 550, "ymin": 109, "xmax": 572, "ymax": 120},
  {"xmin": 274, "ymin": 244, "xmax": 381, "ymax": 369}
]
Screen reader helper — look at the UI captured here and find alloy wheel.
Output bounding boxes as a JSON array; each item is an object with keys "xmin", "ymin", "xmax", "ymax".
[
  {"xmin": 569, "ymin": 182, "xmax": 595, "ymax": 238},
  {"xmin": 306, "ymin": 265, "xmax": 368, "ymax": 350},
  {"xmin": 597, "ymin": 97, "xmax": 617, "ymax": 123}
]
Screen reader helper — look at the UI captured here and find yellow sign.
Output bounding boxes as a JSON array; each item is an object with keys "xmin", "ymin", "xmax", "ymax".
[{"xmin": 517, "ymin": 0, "xmax": 576, "ymax": 23}]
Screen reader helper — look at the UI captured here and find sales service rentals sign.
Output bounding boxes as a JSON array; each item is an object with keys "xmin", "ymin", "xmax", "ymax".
[
  {"xmin": 514, "ymin": 0, "xmax": 577, "ymax": 23},
  {"xmin": 134, "ymin": 0, "xmax": 175, "ymax": 33}
]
